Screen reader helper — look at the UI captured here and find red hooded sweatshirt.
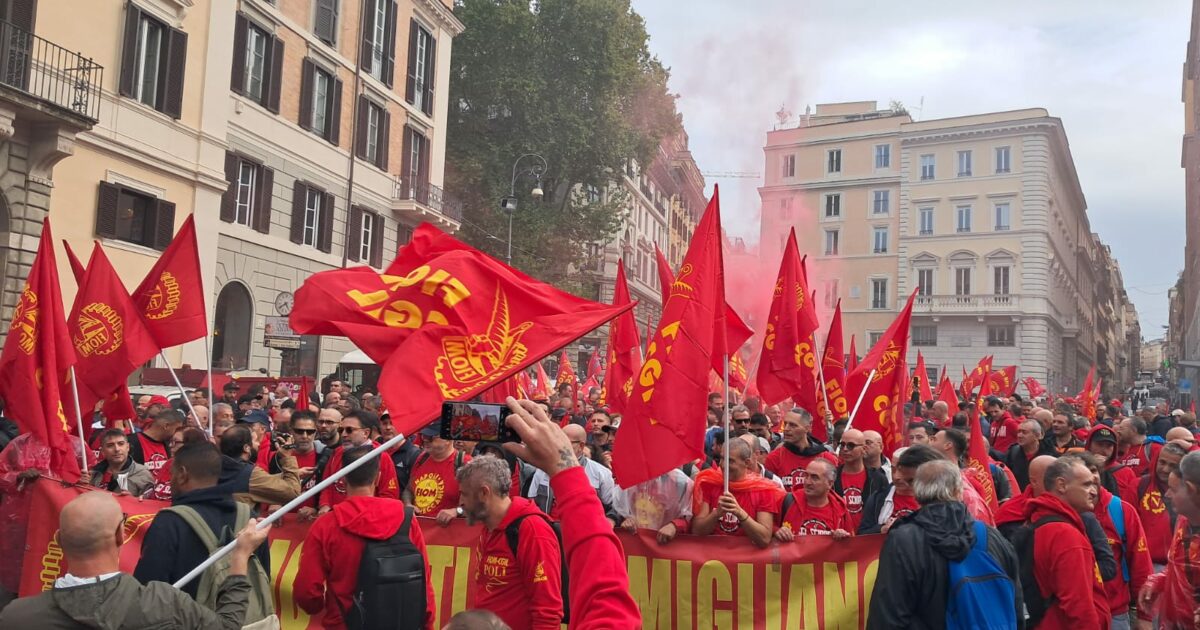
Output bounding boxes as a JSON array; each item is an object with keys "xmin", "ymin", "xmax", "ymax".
[
  {"xmin": 994, "ymin": 486, "xmax": 1032, "ymax": 527},
  {"xmin": 294, "ymin": 495, "xmax": 436, "ymax": 629},
  {"xmin": 1024, "ymin": 493, "xmax": 1111, "ymax": 629},
  {"xmin": 470, "ymin": 496, "xmax": 564, "ymax": 629},
  {"xmin": 1092, "ymin": 487, "xmax": 1153, "ymax": 615},
  {"xmin": 1142, "ymin": 516, "xmax": 1200, "ymax": 625},
  {"xmin": 318, "ymin": 445, "xmax": 399, "ymax": 508},
  {"xmin": 1134, "ymin": 472, "xmax": 1176, "ymax": 564},
  {"xmin": 990, "ymin": 411, "xmax": 1021, "ymax": 453}
]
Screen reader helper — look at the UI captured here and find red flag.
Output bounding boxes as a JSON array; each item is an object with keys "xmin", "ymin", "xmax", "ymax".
[
  {"xmin": 479, "ymin": 375, "xmax": 521, "ymax": 404},
  {"xmin": 654, "ymin": 245, "xmax": 673, "ymax": 306},
  {"xmin": 532, "ymin": 363, "xmax": 552, "ymax": 400},
  {"xmin": 847, "ymin": 335, "xmax": 858, "ymax": 372},
  {"xmin": 843, "ymin": 291, "xmax": 917, "ymax": 458},
  {"xmin": 516, "ymin": 370, "xmax": 534, "ymax": 399},
  {"xmin": 131, "ymin": 215, "xmax": 206, "ymax": 349},
  {"xmin": 1191, "ymin": 400, "xmax": 1196, "ymax": 415},
  {"xmin": 296, "ymin": 376, "xmax": 313, "ymax": 410},
  {"xmin": 68, "ymin": 244, "xmax": 160, "ymax": 421},
  {"xmin": 1022, "ymin": 377, "xmax": 1046, "ymax": 399},
  {"xmin": 966, "ymin": 373, "xmax": 999, "ymax": 511},
  {"xmin": 936, "ymin": 376, "xmax": 959, "ymax": 419},
  {"xmin": 754, "ymin": 229, "xmax": 820, "ymax": 413},
  {"xmin": 988, "ymin": 365, "xmax": 1018, "ymax": 397},
  {"xmin": 820, "ymin": 300, "xmax": 849, "ymax": 419},
  {"xmin": 290, "ymin": 223, "xmax": 632, "ymax": 436},
  {"xmin": 585, "ymin": 349, "xmax": 602, "ymax": 381},
  {"xmin": 961, "ymin": 356, "xmax": 993, "ymax": 400},
  {"xmin": 62, "ymin": 240, "xmax": 86, "ymax": 282},
  {"xmin": 0, "ymin": 221, "xmax": 81, "ymax": 481},
  {"xmin": 728, "ymin": 351, "xmax": 749, "ymax": 392},
  {"xmin": 654, "ymin": 244, "xmax": 752, "ymax": 370},
  {"xmin": 914, "ymin": 351, "xmax": 934, "ymax": 402},
  {"xmin": 613, "ymin": 188, "xmax": 729, "ymax": 487},
  {"xmin": 555, "ymin": 350, "xmax": 578, "ymax": 401},
  {"xmin": 1078, "ymin": 366, "xmax": 1097, "ymax": 422},
  {"xmin": 600, "ymin": 261, "xmax": 641, "ymax": 413}
]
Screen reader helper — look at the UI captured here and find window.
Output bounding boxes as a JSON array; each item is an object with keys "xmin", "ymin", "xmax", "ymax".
[
  {"xmin": 397, "ymin": 223, "xmax": 414, "ymax": 247},
  {"xmin": 401, "ymin": 126, "xmax": 431, "ymax": 202},
  {"xmin": 356, "ymin": 97, "xmax": 390, "ymax": 169},
  {"xmin": 956, "ymin": 205, "xmax": 972, "ymax": 233},
  {"xmin": 957, "ymin": 150, "xmax": 972, "ymax": 176},
  {"xmin": 220, "ymin": 152, "xmax": 274, "ymax": 233},
  {"xmin": 406, "ymin": 19, "xmax": 436, "ymax": 115},
  {"xmin": 94, "ymin": 182, "xmax": 176, "ymax": 250},
  {"xmin": 289, "ymin": 181, "xmax": 333, "ymax": 252},
  {"xmin": 348, "ymin": 206, "xmax": 384, "ymax": 267},
  {"xmin": 872, "ymin": 190, "xmax": 890, "ymax": 215},
  {"xmin": 827, "ymin": 149, "xmax": 842, "ymax": 173},
  {"xmin": 313, "ymin": 0, "xmax": 339, "ymax": 45},
  {"xmin": 954, "ymin": 267, "xmax": 972, "ymax": 296},
  {"xmin": 230, "ymin": 14, "xmax": 283, "ymax": 113},
  {"xmin": 779, "ymin": 197, "xmax": 792, "ymax": 220},
  {"xmin": 823, "ymin": 280, "xmax": 839, "ymax": 308},
  {"xmin": 995, "ymin": 146, "xmax": 1011, "ymax": 173},
  {"xmin": 824, "ymin": 229, "xmax": 839, "ymax": 256},
  {"xmin": 586, "ymin": 185, "xmax": 601, "ymax": 204},
  {"xmin": 868, "ymin": 331, "xmax": 884, "ymax": 347},
  {"xmin": 824, "ymin": 193, "xmax": 841, "ymax": 218},
  {"xmin": 872, "ymin": 226, "xmax": 888, "ymax": 254},
  {"xmin": 300, "ymin": 59, "xmax": 342, "ymax": 144},
  {"xmin": 913, "ymin": 325, "xmax": 938, "ymax": 347},
  {"xmin": 920, "ymin": 154, "xmax": 935, "ymax": 180},
  {"xmin": 119, "ymin": 5, "xmax": 187, "ymax": 118},
  {"xmin": 782, "ymin": 154, "xmax": 796, "ymax": 178},
  {"xmin": 870, "ymin": 279, "xmax": 888, "ymax": 309},
  {"xmin": 916, "ymin": 268, "xmax": 934, "ymax": 296},
  {"xmin": 919, "ymin": 207, "xmax": 934, "ymax": 235},
  {"xmin": 994, "ymin": 203, "xmax": 1011, "ymax": 231},
  {"xmin": 875, "ymin": 144, "xmax": 890, "ymax": 168},
  {"xmin": 994, "ymin": 265, "xmax": 1011, "ymax": 295},
  {"xmin": 988, "ymin": 325, "xmax": 1016, "ymax": 347}
]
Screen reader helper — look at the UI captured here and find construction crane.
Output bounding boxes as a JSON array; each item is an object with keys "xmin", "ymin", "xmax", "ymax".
[{"xmin": 701, "ymin": 171, "xmax": 762, "ymax": 179}]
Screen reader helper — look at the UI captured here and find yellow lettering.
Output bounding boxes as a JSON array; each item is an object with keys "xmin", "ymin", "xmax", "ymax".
[
  {"xmin": 269, "ymin": 539, "xmax": 310, "ymax": 628},
  {"xmin": 765, "ymin": 323, "xmax": 776, "ymax": 351},
  {"xmin": 676, "ymin": 560, "xmax": 694, "ymax": 629},
  {"xmin": 627, "ymin": 556, "xmax": 674, "ymax": 628},
  {"xmin": 427, "ymin": 545, "xmax": 455, "ymax": 629},
  {"xmin": 392, "ymin": 266, "xmax": 431, "ymax": 289},
  {"xmin": 452, "ymin": 546, "xmax": 472, "ymax": 617},
  {"xmin": 419, "ymin": 268, "xmax": 471, "ymax": 307},
  {"xmin": 39, "ymin": 532, "xmax": 63, "ymax": 592},
  {"xmin": 697, "ymin": 560, "xmax": 733, "ymax": 630},
  {"xmin": 765, "ymin": 563, "xmax": 783, "ymax": 630},
  {"xmin": 862, "ymin": 558, "xmax": 878, "ymax": 618},
  {"xmin": 347, "ymin": 289, "xmax": 389, "ymax": 317},
  {"xmin": 638, "ymin": 322, "xmax": 681, "ymax": 402},
  {"xmin": 737, "ymin": 563, "xmax": 755, "ymax": 628},
  {"xmin": 784, "ymin": 563, "xmax": 819, "ymax": 630},
  {"xmin": 822, "ymin": 561, "xmax": 858, "ymax": 630}
]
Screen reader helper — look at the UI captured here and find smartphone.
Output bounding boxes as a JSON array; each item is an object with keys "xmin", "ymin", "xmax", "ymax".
[{"xmin": 440, "ymin": 402, "xmax": 519, "ymax": 443}]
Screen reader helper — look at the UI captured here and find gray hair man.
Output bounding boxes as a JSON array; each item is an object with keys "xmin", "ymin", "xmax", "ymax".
[
  {"xmin": 525, "ymin": 424, "xmax": 620, "ymax": 525},
  {"xmin": 764, "ymin": 407, "xmax": 837, "ymax": 492},
  {"xmin": 1005, "ymin": 419, "xmax": 1054, "ymax": 491},
  {"xmin": 866, "ymin": 459, "xmax": 1022, "ymax": 629}
]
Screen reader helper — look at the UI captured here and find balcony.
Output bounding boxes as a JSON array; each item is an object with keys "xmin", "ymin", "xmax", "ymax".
[
  {"xmin": 392, "ymin": 176, "xmax": 462, "ymax": 223},
  {"xmin": 914, "ymin": 293, "xmax": 1022, "ymax": 313},
  {"xmin": 0, "ymin": 19, "xmax": 101, "ymax": 122}
]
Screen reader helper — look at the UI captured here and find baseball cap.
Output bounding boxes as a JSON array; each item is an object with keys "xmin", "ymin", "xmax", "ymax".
[
  {"xmin": 1173, "ymin": 409, "xmax": 1186, "ymax": 417},
  {"xmin": 754, "ymin": 436, "xmax": 770, "ymax": 453},
  {"xmin": 1108, "ymin": 399, "xmax": 1123, "ymax": 408},
  {"xmin": 1088, "ymin": 426, "xmax": 1117, "ymax": 445},
  {"xmin": 223, "ymin": 382, "xmax": 240, "ymax": 391},
  {"xmin": 419, "ymin": 419, "xmax": 442, "ymax": 438},
  {"xmin": 148, "ymin": 395, "xmax": 170, "ymax": 407},
  {"xmin": 239, "ymin": 409, "xmax": 271, "ymax": 426}
]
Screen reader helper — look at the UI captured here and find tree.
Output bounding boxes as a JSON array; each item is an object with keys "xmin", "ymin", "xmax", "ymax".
[{"xmin": 447, "ymin": 0, "xmax": 679, "ymax": 283}]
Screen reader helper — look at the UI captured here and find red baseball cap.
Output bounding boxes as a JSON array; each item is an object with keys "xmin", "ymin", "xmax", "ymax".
[{"xmin": 148, "ymin": 395, "xmax": 170, "ymax": 407}]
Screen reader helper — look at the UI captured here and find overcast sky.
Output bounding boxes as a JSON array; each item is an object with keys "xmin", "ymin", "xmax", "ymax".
[{"xmin": 632, "ymin": 0, "xmax": 1190, "ymax": 335}]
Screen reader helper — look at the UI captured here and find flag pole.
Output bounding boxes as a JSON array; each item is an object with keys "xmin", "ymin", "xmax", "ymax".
[
  {"xmin": 173, "ymin": 427, "xmax": 410, "ymax": 590},
  {"xmin": 160, "ymin": 350, "xmax": 201, "ymax": 428},
  {"xmin": 203, "ymin": 335, "xmax": 214, "ymax": 438},
  {"xmin": 837, "ymin": 367, "xmax": 877, "ymax": 456},
  {"xmin": 68, "ymin": 366, "xmax": 88, "ymax": 475},
  {"xmin": 739, "ymin": 349, "xmax": 762, "ymax": 400},
  {"xmin": 723, "ymin": 355, "xmax": 731, "ymax": 494},
  {"xmin": 815, "ymin": 353, "xmax": 834, "ymax": 434}
]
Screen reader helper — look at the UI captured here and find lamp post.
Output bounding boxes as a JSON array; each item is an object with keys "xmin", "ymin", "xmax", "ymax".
[{"xmin": 501, "ymin": 153, "xmax": 548, "ymax": 265}]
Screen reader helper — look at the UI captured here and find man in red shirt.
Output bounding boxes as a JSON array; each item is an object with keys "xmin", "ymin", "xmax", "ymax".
[
  {"xmin": 777, "ymin": 458, "xmax": 851, "ymax": 540},
  {"xmin": 458, "ymin": 454, "xmax": 563, "ymax": 629},
  {"xmin": 1138, "ymin": 451, "xmax": 1200, "ymax": 628},
  {"xmin": 281, "ymin": 411, "xmax": 325, "ymax": 520},
  {"xmin": 127, "ymin": 408, "xmax": 184, "ymax": 473},
  {"xmin": 691, "ymin": 438, "xmax": 783, "ymax": 548},
  {"xmin": 1085, "ymin": 424, "xmax": 1140, "ymax": 507},
  {"xmin": 832, "ymin": 429, "xmax": 887, "ymax": 532},
  {"xmin": 764, "ymin": 408, "xmax": 837, "ymax": 491},
  {"xmin": 985, "ymin": 396, "xmax": 1020, "ymax": 453},
  {"xmin": 295, "ymin": 445, "xmax": 436, "ymax": 629},
  {"xmin": 1115, "ymin": 416, "xmax": 1162, "ymax": 478},
  {"xmin": 318, "ymin": 411, "xmax": 398, "ymax": 515},
  {"xmin": 1134, "ymin": 441, "xmax": 1186, "ymax": 570},
  {"xmin": 404, "ymin": 425, "xmax": 470, "ymax": 522}
]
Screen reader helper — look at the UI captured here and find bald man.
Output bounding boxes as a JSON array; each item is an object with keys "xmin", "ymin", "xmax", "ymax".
[
  {"xmin": 526, "ymin": 423, "xmax": 620, "ymax": 525},
  {"xmin": 929, "ymin": 401, "xmax": 950, "ymax": 427},
  {"xmin": 861, "ymin": 430, "xmax": 891, "ymax": 481},
  {"xmin": 1165, "ymin": 426, "xmax": 1197, "ymax": 451},
  {"xmin": 995, "ymin": 454, "xmax": 1059, "ymax": 538},
  {"xmin": 0, "ymin": 492, "xmax": 270, "ymax": 629},
  {"xmin": 834, "ymin": 429, "xmax": 889, "ymax": 532}
]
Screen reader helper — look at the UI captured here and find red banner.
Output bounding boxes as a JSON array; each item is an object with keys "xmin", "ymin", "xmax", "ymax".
[{"xmin": 19, "ymin": 481, "xmax": 884, "ymax": 629}]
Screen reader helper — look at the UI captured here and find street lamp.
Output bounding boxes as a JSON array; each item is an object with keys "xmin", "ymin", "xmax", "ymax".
[{"xmin": 501, "ymin": 153, "xmax": 548, "ymax": 265}]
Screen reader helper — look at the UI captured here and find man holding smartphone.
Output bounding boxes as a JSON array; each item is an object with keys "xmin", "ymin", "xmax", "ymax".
[{"xmin": 406, "ymin": 422, "xmax": 471, "ymax": 523}]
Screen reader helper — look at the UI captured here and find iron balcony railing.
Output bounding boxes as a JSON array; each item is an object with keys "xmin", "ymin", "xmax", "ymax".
[
  {"xmin": 392, "ymin": 176, "xmax": 463, "ymax": 222},
  {"xmin": 914, "ymin": 294, "xmax": 1022, "ymax": 311},
  {"xmin": 0, "ymin": 19, "xmax": 102, "ymax": 121}
]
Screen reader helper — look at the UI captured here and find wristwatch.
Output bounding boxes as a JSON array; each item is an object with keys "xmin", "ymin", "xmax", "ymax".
[{"xmin": 456, "ymin": 506, "xmax": 464, "ymax": 517}]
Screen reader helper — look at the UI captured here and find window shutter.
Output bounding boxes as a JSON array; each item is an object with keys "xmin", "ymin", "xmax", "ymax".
[
  {"xmin": 298, "ymin": 58, "xmax": 314, "ymax": 130},
  {"xmin": 328, "ymin": 76, "xmax": 342, "ymax": 145},
  {"xmin": 419, "ymin": 133, "xmax": 431, "ymax": 183},
  {"xmin": 346, "ymin": 205, "xmax": 362, "ymax": 262},
  {"xmin": 422, "ymin": 34, "xmax": 435, "ymax": 116},
  {"xmin": 397, "ymin": 223, "xmax": 413, "ymax": 247},
  {"xmin": 370, "ymin": 213, "xmax": 384, "ymax": 268},
  {"xmin": 400, "ymin": 127, "xmax": 412, "ymax": 193},
  {"xmin": 405, "ymin": 19, "xmax": 418, "ymax": 103},
  {"xmin": 254, "ymin": 165, "xmax": 274, "ymax": 234},
  {"xmin": 382, "ymin": 0, "xmax": 398, "ymax": 87},
  {"xmin": 314, "ymin": 0, "xmax": 336, "ymax": 44},
  {"xmin": 220, "ymin": 152, "xmax": 238, "ymax": 223},
  {"xmin": 359, "ymin": 0, "xmax": 376, "ymax": 74},
  {"xmin": 354, "ymin": 95, "xmax": 368, "ymax": 159},
  {"xmin": 266, "ymin": 36, "xmax": 284, "ymax": 113},
  {"xmin": 289, "ymin": 180, "xmax": 306, "ymax": 244},
  {"xmin": 378, "ymin": 108, "xmax": 390, "ymax": 170},
  {"xmin": 153, "ymin": 200, "xmax": 176, "ymax": 250},
  {"xmin": 230, "ymin": 13, "xmax": 248, "ymax": 93},
  {"xmin": 6, "ymin": 0, "xmax": 37, "ymax": 31},
  {"xmin": 163, "ymin": 27, "xmax": 188, "ymax": 119},
  {"xmin": 319, "ymin": 192, "xmax": 334, "ymax": 253},
  {"xmin": 118, "ymin": 4, "xmax": 141, "ymax": 97},
  {"xmin": 96, "ymin": 182, "xmax": 121, "ymax": 238}
]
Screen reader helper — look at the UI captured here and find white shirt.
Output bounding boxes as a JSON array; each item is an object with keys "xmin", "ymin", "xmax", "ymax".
[
  {"xmin": 55, "ymin": 572, "xmax": 121, "ymax": 589},
  {"xmin": 528, "ymin": 457, "xmax": 616, "ymax": 514}
]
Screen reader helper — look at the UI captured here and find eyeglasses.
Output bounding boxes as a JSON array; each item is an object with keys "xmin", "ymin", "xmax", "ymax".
[
  {"xmin": 838, "ymin": 442, "xmax": 863, "ymax": 450},
  {"xmin": 317, "ymin": 419, "xmax": 338, "ymax": 426},
  {"xmin": 338, "ymin": 426, "xmax": 361, "ymax": 434},
  {"xmin": 293, "ymin": 428, "xmax": 317, "ymax": 435}
]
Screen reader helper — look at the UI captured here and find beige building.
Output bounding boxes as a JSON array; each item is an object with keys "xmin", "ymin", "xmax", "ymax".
[
  {"xmin": 1142, "ymin": 338, "xmax": 1166, "ymax": 376},
  {"xmin": 760, "ymin": 101, "xmax": 1137, "ymax": 394},
  {"xmin": 0, "ymin": 0, "xmax": 462, "ymax": 384}
]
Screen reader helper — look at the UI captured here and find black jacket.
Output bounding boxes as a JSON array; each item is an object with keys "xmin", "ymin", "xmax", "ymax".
[
  {"xmin": 1149, "ymin": 415, "xmax": 1174, "ymax": 440},
  {"xmin": 389, "ymin": 439, "xmax": 422, "ymax": 495},
  {"xmin": 856, "ymin": 484, "xmax": 893, "ymax": 535},
  {"xmin": 866, "ymin": 501, "xmax": 1025, "ymax": 630},
  {"xmin": 1004, "ymin": 442, "xmax": 1056, "ymax": 491},
  {"xmin": 133, "ymin": 472, "xmax": 268, "ymax": 599}
]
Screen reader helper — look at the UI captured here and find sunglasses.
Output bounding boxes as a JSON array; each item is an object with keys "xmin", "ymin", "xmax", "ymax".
[
  {"xmin": 338, "ymin": 426, "xmax": 362, "ymax": 434},
  {"xmin": 293, "ymin": 428, "xmax": 317, "ymax": 435},
  {"xmin": 733, "ymin": 417, "xmax": 750, "ymax": 424},
  {"xmin": 839, "ymin": 442, "xmax": 863, "ymax": 450}
]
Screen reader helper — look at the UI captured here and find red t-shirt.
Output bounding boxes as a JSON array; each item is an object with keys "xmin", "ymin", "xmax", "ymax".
[
  {"xmin": 1117, "ymin": 443, "xmax": 1161, "ymax": 479},
  {"xmin": 891, "ymin": 493, "xmax": 920, "ymax": 521},
  {"xmin": 144, "ymin": 461, "xmax": 173, "ymax": 501},
  {"xmin": 698, "ymin": 481, "xmax": 780, "ymax": 536},
  {"xmin": 129, "ymin": 432, "xmax": 170, "ymax": 472},
  {"xmin": 781, "ymin": 495, "xmax": 851, "ymax": 536},
  {"xmin": 408, "ymin": 451, "xmax": 471, "ymax": 516},
  {"xmin": 839, "ymin": 469, "xmax": 868, "ymax": 532},
  {"xmin": 763, "ymin": 446, "xmax": 839, "ymax": 492},
  {"xmin": 291, "ymin": 449, "xmax": 320, "ymax": 508}
]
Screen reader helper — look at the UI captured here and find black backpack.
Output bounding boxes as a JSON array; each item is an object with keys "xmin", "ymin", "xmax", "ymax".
[
  {"xmin": 340, "ymin": 506, "xmax": 427, "ymax": 630},
  {"xmin": 1007, "ymin": 515, "xmax": 1067, "ymax": 627},
  {"xmin": 505, "ymin": 513, "xmax": 570, "ymax": 624}
]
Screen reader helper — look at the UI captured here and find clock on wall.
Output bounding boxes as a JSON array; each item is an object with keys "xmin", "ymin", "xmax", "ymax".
[{"xmin": 274, "ymin": 291, "xmax": 294, "ymax": 316}]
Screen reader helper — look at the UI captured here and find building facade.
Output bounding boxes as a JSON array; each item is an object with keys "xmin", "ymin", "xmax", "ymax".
[
  {"xmin": 6, "ymin": 0, "xmax": 462, "ymax": 385},
  {"xmin": 760, "ymin": 102, "xmax": 1138, "ymax": 394},
  {"xmin": 1179, "ymin": 0, "xmax": 1200, "ymax": 387}
]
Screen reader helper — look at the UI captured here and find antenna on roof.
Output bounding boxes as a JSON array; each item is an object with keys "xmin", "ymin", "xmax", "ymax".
[
  {"xmin": 775, "ymin": 103, "xmax": 791, "ymax": 129},
  {"xmin": 914, "ymin": 96, "xmax": 925, "ymax": 121}
]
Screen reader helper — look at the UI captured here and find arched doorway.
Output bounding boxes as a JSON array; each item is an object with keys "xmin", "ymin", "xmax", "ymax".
[{"xmin": 212, "ymin": 282, "xmax": 252, "ymax": 370}]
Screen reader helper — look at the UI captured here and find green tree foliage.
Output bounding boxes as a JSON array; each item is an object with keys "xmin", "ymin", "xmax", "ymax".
[{"xmin": 447, "ymin": 0, "xmax": 679, "ymax": 284}]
